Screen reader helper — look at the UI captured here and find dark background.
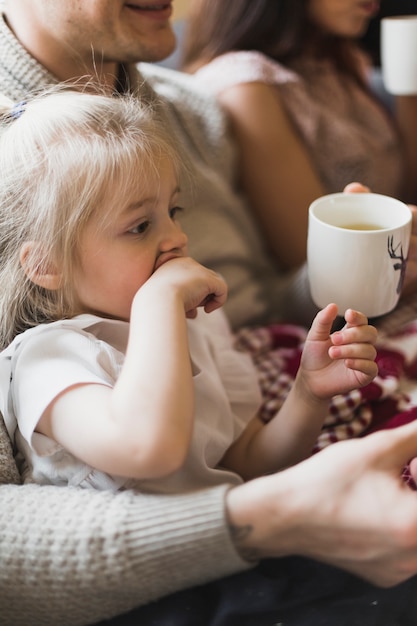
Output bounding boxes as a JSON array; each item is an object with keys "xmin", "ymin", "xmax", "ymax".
[{"xmin": 360, "ymin": 0, "xmax": 417, "ymax": 65}]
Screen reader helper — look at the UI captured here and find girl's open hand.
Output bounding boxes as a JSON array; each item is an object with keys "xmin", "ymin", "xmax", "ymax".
[{"xmin": 299, "ymin": 303, "xmax": 378, "ymax": 401}]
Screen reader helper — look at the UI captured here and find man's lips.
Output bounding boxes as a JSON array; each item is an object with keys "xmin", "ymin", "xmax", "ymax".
[
  {"xmin": 124, "ymin": 3, "xmax": 173, "ymax": 22},
  {"xmin": 125, "ymin": 2, "xmax": 172, "ymax": 13}
]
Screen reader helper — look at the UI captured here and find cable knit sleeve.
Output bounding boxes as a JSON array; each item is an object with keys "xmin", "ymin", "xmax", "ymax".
[
  {"xmin": 0, "ymin": 478, "xmax": 251, "ymax": 625},
  {"xmin": 0, "ymin": 406, "xmax": 251, "ymax": 625}
]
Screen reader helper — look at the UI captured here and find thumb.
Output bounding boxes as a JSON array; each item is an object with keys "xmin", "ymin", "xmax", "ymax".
[
  {"xmin": 343, "ymin": 182, "xmax": 370, "ymax": 194},
  {"xmin": 408, "ymin": 457, "xmax": 417, "ymax": 483},
  {"xmin": 308, "ymin": 303, "xmax": 338, "ymax": 342},
  {"xmin": 373, "ymin": 420, "xmax": 417, "ymax": 470}
]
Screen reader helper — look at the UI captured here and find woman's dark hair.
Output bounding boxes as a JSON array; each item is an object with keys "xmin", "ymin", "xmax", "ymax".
[{"xmin": 182, "ymin": 0, "xmax": 367, "ymax": 87}]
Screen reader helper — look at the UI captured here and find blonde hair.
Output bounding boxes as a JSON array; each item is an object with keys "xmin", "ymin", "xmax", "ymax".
[{"xmin": 0, "ymin": 88, "xmax": 181, "ymax": 349}]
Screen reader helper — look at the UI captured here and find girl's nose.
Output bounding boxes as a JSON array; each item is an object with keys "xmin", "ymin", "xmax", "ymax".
[{"xmin": 160, "ymin": 222, "xmax": 188, "ymax": 252}]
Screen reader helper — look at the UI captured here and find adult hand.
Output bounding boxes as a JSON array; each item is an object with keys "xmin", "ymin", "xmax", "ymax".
[
  {"xmin": 343, "ymin": 182, "xmax": 417, "ymax": 297},
  {"xmin": 343, "ymin": 182, "xmax": 370, "ymax": 194},
  {"xmin": 401, "ymin": 204, "xmax": 417, "ymax": 296},
  {"xmin": 226, "ymin": 420, "xmax": 417, "ymax": 586}
]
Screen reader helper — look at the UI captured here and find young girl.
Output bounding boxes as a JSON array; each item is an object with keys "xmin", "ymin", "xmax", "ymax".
[{"xmin": 0, "ymin": 90, "xmax": 378, "ymax": 494}]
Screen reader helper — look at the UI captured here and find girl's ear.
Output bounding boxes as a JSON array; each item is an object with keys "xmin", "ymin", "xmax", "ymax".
[{"xmin": 19, "ymin": 241, "xmax": 62, "ymax": 291}]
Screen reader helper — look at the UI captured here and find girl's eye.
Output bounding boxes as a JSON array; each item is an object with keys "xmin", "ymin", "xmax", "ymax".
[
  {"xmin": 169, "ymin": 206, "xmax": 184, "ymax": 220},
  {"xmin": 128, "ymin": 220, "xmax": 150, "ymax": 235}
]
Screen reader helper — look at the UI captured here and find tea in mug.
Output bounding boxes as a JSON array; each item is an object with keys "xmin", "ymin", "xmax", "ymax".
[{"xmin": 340, "ymin": 223, "xmax": 385, "ymax": 231}]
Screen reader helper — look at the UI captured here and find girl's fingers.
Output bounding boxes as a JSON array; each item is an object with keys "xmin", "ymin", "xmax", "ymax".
[
  {"xmin": 329, "ymin": 343, "xmax": 377, "ymax": 361},
  {"xmin": 343, "ymin": 308, "xmax": 369, "ymax": 327},
  {"xmin": 331, "ymin": 326, "xmax": 378, "ymax": 348},
  {"xmin": 332, "ymin": 310, "xmax": 378, "ymax": 346},
  {"xmin": 343, "ymin": 358, "xmax": 379, "ymax": 378}
]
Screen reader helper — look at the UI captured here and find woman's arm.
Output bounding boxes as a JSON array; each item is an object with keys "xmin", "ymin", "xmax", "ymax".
[
  {"xmin": 395, "ymin": 95, "xmax": 417, "ymax": 203},
  {"xmin": 218, "ymin": 81, "xmax": 325, "ymax": 269}
]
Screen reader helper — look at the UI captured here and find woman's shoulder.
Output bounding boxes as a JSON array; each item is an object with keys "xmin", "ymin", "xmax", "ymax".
[{"xmin": 193, "ymin": 50, "xmax": 298, "ymax": 95}]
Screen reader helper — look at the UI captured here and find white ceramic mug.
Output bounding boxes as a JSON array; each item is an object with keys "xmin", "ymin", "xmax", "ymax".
[
  {"xmin": 381, "ymin": 15, "xmax": 417, "ymax": 95},
  {"xmin": 307, "ymin": 193, "xmax": 412, "ymax": 318}
]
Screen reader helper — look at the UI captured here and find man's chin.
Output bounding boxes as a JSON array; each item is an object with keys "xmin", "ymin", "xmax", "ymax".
[{"xmin": 139, "ymin": 33, "xmax": 177, "ymax": 64}]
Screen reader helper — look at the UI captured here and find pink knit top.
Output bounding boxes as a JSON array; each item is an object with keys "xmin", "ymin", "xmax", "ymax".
[{"xmin": 193, "ymin": 50, "xmax": 405, "ymax": 198}]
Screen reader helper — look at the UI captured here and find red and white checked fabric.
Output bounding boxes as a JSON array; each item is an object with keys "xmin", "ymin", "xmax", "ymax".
[{"xmin": 233, "ymin": 302, "xmax": 417, "ymax": 455}]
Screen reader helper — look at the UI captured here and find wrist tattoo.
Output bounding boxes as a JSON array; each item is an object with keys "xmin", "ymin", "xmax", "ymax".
[{"xmin": 228, "ymin": 522, "xmax": 259, "ymax": 562}]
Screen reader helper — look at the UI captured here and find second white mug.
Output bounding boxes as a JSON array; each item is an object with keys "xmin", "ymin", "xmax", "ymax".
[{"xmin": 381, "ymin": 15, "xmax": 417, "ymax": 95}]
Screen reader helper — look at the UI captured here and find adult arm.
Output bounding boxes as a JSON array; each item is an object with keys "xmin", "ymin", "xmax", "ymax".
[
  {"xmin": 0, "ymin": 478, "xmax": 249, "ymax": 626},
  {"xmin": 227, "ymin": 420, "xmax": 417, "ymax": 587},
  {"xmin": 4, "ymin": 420, "xmax": 417, "ymax": 624},
  {"xmin": 395, "ymin": 95, "xmax": 417, "ymax": 204},
  {"xmin": 217, "ymin": 81, "xmax": 325, "ymax": 269}
]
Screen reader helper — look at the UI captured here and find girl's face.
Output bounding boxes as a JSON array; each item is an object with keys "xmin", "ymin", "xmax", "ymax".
[
  {"xmin": 307, "ymin": 0, "xmax": 380, "ymax": 38},
  {"xmin": 73, "ymin": 156, "xmax": 188, "ymax": 321}
]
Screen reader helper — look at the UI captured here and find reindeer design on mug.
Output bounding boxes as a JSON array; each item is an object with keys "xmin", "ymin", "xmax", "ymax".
[{"xmin": 388, "ymin": 235, "xmax": 407, "ymax": 295}]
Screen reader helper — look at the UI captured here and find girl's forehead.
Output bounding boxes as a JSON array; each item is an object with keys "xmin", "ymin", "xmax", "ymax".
[
  {"xmin": 92, "ymin": 156, "xmax": 179, "ymax": 221},
  {"xmin": 124, "ymin": 151, "xmax": 179, "ymax": 183}
]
